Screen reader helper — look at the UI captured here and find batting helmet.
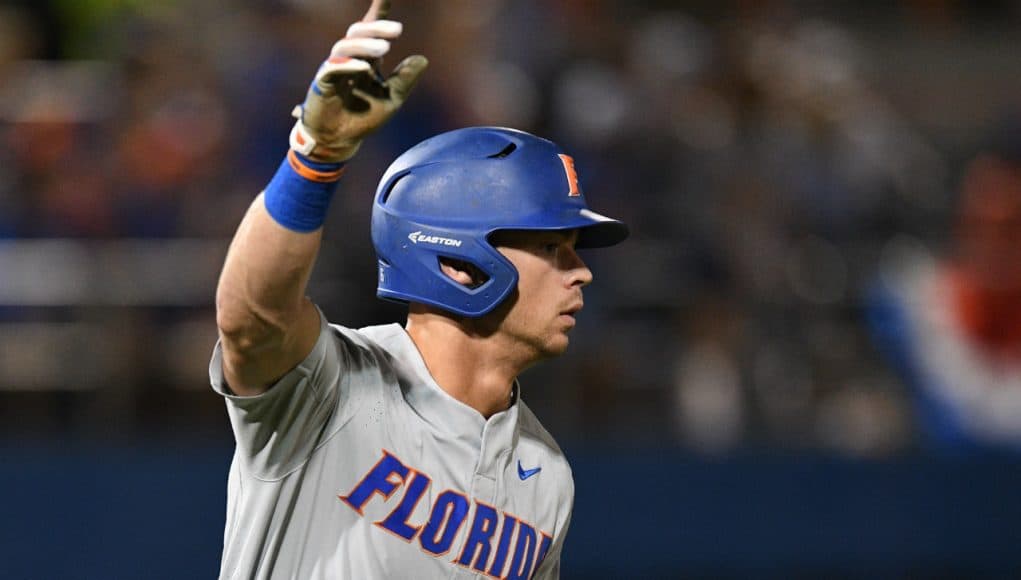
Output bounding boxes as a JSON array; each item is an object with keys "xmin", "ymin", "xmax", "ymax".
[{"xmin": 371, "ymin": 126, "xmax": 628, "ymax": 317}]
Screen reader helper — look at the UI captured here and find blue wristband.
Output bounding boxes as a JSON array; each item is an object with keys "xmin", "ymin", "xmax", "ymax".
[{"xmin": 263, "ymin": 150, "xmax": 346, "ymax": 232}]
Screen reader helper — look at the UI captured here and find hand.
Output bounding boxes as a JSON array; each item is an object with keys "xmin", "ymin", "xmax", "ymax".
[{"xmin": 290, "ymin": 4, "xmax": 427, "ymax": 163}]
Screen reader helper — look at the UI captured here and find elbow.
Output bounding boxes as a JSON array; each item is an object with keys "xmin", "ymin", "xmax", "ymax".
[
  {"xmin": 215, "ymin": 286, "xmax": 246, "ymax": 339},
  {"xmin": 215, "ymin": 290, "xmax": 281, "ymax": 355}
]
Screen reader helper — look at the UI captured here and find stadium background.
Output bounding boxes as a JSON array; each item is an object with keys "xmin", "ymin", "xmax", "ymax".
[{"xmin": 1, "ymin": 0, "xmax": 1020, "ymax": 577}]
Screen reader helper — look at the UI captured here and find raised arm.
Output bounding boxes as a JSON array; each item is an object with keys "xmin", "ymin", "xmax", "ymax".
[{"xmin": 215, "ymin": 5, "xmax": 427, "ymax": 396}]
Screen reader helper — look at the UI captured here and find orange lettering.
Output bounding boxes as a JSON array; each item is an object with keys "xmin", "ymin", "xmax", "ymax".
[{"xmin": 558, "ymin": 154, "xmax": 580, "ymax": 196}]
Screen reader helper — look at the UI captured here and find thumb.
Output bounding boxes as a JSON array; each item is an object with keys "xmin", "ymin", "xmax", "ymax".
[{"xmin": 386, "ymin": 55, "xmax": 429, "ymax": 103}]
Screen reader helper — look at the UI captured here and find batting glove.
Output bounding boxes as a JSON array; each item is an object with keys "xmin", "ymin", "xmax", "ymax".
[{"xmin": 289, "ymin": 18, "xmax": 428, "ymax": 163}]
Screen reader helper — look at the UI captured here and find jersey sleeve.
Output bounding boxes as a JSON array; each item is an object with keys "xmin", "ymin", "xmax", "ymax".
[{"xmin": 209, "ymin": 308, "xmax": 365, "ymax": 480}]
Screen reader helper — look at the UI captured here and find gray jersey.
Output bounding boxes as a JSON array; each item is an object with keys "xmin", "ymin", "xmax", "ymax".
[{"xmin": 209, "ymin": 311, "xmax": 573, "ymax": 579}]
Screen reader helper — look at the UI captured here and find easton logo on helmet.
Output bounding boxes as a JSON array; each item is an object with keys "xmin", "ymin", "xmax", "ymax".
[{"xmin": 408, "ymin": 231, "xmax": 463, "ymax": 247}]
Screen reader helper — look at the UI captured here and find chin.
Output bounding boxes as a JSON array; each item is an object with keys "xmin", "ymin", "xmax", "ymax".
[{"xmin": 541, "ymin": 334, "xmax": 571, "ymax": 358}]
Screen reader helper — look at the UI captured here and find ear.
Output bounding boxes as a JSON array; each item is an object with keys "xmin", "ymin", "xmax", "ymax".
[{"xmin": 439, "ymin": 258, "xmax": 478, "ymax": 287}]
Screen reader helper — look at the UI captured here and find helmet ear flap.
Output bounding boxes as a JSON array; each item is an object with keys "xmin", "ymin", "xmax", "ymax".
[{"xmin": 372, "ymin": 209, "xmax": 519, "ymax": 316}]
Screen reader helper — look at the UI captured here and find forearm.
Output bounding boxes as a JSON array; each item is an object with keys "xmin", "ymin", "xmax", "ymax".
[
  {"xmin": 215, "ymin": 193, "xmax": 323, "ymax": 394},
  {"xmin": 217, "ymin": 191, "xmax": 321, "ymax": 332}
]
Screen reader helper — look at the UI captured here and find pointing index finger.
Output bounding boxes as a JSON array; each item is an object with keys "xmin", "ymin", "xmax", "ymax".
[{"xmin": 363, "ymin": 0, "xmax": 390, "ymax": 22}]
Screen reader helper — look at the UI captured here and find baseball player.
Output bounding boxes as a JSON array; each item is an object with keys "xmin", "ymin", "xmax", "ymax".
[{"xmin": 211, "ymin": 3, "xmax": 628, "ymax": 578}]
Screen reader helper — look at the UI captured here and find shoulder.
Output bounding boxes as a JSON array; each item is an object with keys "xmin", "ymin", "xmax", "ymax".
[
  {"xmin": 324, "ymin": 322, "xmax": 407, "ymax": 364},
  {"xmin": 352, "ymin": 322, "xmax": 408, "ymax": 348}
]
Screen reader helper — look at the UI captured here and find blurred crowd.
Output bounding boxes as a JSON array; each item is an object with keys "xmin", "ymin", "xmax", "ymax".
[{"xmin": 1, "ymin": 0, "xmax": 1020, "ymax": 457}]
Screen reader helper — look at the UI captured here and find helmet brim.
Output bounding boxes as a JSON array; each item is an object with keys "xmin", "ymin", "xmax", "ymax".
[
  {"xmin": 574, "ymin": 208, "xmax": 630, "ymax": 249},
  {"xmin": 487, "ymin": 208, "xmax": 630, "ymax": 249}
]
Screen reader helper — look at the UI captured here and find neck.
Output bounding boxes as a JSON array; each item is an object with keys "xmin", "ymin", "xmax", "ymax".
[{"xmin": 405, "ymin": 308, "xmax": 530, "ymax": 419}]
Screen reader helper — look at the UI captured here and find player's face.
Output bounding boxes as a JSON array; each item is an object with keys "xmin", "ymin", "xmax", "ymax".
[{"xmin": 490, "ymin": 229, "xmax": 593, "ymax": 359}]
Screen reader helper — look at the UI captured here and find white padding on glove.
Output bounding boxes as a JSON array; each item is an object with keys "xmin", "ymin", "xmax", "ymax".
[
  {"xmin": 289, "ymin": 118, "xmax": 318, "ymax": 156},
  {"xmin": 329, "ymin": 37, "xmax": 391, "ymax": 60},
  {"xmin": 345, "ymin": 20, "xmax": 403, "ymax": 39}
]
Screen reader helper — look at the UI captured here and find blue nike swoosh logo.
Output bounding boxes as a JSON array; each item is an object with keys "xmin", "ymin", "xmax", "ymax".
[{"xmin": 517, "ymin": 460, "xmax": 541, "ymax": 481}]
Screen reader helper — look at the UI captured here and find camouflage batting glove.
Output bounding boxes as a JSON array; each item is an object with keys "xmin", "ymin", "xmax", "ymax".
[{"xmin": 289, "ymin": 19, "xmax": 428, "ymax": 163}]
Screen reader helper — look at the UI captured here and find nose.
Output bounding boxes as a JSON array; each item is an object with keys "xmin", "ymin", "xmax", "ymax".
[{"xmin": 564, "ymin": 246, "xmax": 593, "ymax": 288}]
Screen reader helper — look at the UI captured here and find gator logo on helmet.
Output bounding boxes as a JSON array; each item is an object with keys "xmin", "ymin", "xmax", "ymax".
[{"xmin": 408, "ymin": 231, "xmax": 463, "ymax": 247}]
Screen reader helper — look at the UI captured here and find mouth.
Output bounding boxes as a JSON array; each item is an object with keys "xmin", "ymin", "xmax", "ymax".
[{"xmin": 559, "ymin": 302, "xmax": 584, "ymax": 322}]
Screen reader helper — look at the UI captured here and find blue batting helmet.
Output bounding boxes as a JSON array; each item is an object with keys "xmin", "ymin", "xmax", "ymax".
[{"xmin": 371, "ymin": 126, "xmax": 628, "ymax": 317}]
